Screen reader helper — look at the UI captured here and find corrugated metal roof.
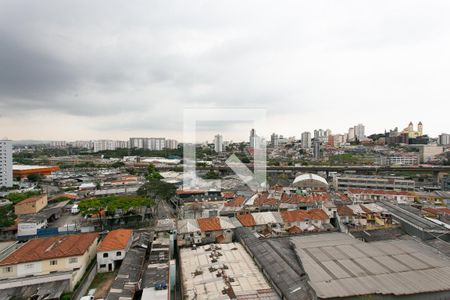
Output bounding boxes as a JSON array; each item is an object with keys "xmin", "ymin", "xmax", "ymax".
[{"xmin": 292, "ymin": 233, "xmax": 450, "ymax": 298}]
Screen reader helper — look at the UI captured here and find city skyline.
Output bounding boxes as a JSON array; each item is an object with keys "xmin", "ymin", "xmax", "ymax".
[{"xmin": 1, "ymin": 1, "xmax": 450, "ymax": 140}]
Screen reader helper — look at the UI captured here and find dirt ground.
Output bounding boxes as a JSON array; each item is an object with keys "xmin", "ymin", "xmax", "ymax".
[{"xmin": 89, "ymin": 271, "xmax": 116, "ymax": 299}]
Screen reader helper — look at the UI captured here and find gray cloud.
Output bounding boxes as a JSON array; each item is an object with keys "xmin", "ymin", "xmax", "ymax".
[{"xmin": 0, "ymin": 0, "xmax": 450, "ymax": 140}]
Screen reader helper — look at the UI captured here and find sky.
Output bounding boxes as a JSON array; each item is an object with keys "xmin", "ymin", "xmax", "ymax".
[{"xmin": 0, "ymin": 0, "xmax": 449, "ymax": 142}]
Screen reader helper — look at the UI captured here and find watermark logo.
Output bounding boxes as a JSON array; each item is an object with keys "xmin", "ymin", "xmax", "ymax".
[{"xmin": 183, "ymin": 108, "xmax": 267, "ymax": 192}]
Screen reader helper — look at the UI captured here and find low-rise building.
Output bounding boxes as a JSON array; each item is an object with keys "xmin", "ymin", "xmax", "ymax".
[
  {"xmin": 419, "ymin": 145, "xmax": 444, "ymax": 163},
  {"xmin": 180, "ymin": 243, "xmax": 280, "ymax": 299},
  {"xmin": 14, "ymin": 194, "xmax": 48, "ymax": 215},
  {"xmin": 176, "ymin": 217, "xmax": 235, "ymax": 246},
  {"xmin": 347, "ymin": 188, "xmax": 415, "ymax": 204},
  {"xmin": 333, "ymin": 174, "xmax": 415, "ymax": 191},
  {"xmin": 97, "ymin": 229, "xmax": 134, "ymax": 273},
  {"xmin": 0, "ymin": 233, "xmax": 98, "ymax": 291}
]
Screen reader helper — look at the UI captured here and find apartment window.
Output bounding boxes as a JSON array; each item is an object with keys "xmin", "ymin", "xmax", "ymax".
[
  {"xmin": 69, "ymin": 257, "xmax": 78, "ymax": 264},
  {"xmin": 3, "ymin": 267, "xmax": 11, "ymax": 273},
  {"xmin": 50, "ymin": 260, "xmax": 58, "ymax": 266},
  {"xmin": 103, "ymin": 253, "xmax": 109, "ymax": 258},
  {"xmin": 116, "ymin": 251, "xmax": 122, "ymax": 256}
]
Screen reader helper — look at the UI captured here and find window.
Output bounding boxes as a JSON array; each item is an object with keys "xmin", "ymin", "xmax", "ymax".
[
  {"xmin": 103, "ymin": 253, "xmax": 109, "ymax": 258},
  {"xmin": 50, "ymin": 260, "xmax": 58, "ymax": 266},
  {"xmin": 69, "ymin": 257, "xmax": 78, "ymax": 264},
  {"xmin": 100, "ymin": 264, "xmax": 106, "ymax": 268},
  {"xmin": 116, "ymin": 251, "xmax": 122, "ymax": 256},
  {"xmin": 3, "ymin": 267, "xmax": 11, "ymax": 273}
]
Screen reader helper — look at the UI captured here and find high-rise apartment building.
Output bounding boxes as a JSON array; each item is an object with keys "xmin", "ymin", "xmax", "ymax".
[
  {"xmin": 0, "ymin": 140, "xmax": 13, "ymax": 187},
  {"xmin": 348, "ymin": 127, "xmax": 355, "ymax": 141},
  {"xmin": 146, "ymin": 138, "xmax": 165, "ymax": 151},
  {"xmin": 165, "ymin": 139, "xmax": 179, "ymax": 149},
  {"xmin": 270, "ymin": 133, "xmax": 279, "ymax": 147},
  {"xmin": 313, "ymin": 140, "xmax": 321, "ymax": 159},
  {"xmin": 93, "ymin": 140, "xmax": 128, "ymax": 152},
  {"xmin": 249, "ymin": 129, "xmax": 257, "ymax": 148},
  {"xmin": 129, "ymin": 137, "xmax": 145, "ymax": 149},
  {"xmin": 439, "ymin": 133, "xmax": 450, "ymax": 146},
  {"xmin": 214, "ymin": 134, "xmax": 223, "ymax": 153},
  {"xmin": 49, "ymin": 141, "xmax": 67, "ymax": 148},
  {"xmin": 354, "ymin": 124, "xmax": 365, "ymax": 140},
  {"xmin": 301, "ymin": 132, "xmax": 312, "ymax": 149}
]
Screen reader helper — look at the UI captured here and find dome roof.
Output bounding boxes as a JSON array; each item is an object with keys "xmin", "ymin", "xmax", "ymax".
[{"xmin": 293, "ymin": 173, "xmax": 329, "ymax": 188}]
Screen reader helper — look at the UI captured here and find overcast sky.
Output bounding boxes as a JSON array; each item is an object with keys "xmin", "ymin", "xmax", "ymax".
[{"xmin": 0, "ymin": 0, "xmax": 449, "ymax": 142}]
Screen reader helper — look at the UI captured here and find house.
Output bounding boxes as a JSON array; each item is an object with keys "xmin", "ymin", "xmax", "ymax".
[
  {"xmin": 197, "ymin": 217, "xmax": 235, "ymax": 244},
  {"xmin": 97, "ymin": 229, "xmax": 133, "ymax": 273},
  {"xmin": 0, "ymin": 232, "xmax": 98, "ymax": 291},
  {"xmin": 177, "ymin": 219, "xmax": 202, "ymax": 247},
  {"xmin": 236, "ymin": 213, "xmax": 257, "ymax": 230},
  {"xmin": 251, "ymin": 211, "xmax": 284, "ymax": 234},
  {"xmin": 337, "ymin": 205, "xmax": 356, "ymax": 224},
  {"xmin": 422, "ymin": 207, "xmax": 450, "ymax": 219},
  {"xmin": 176, "ymin": 217, "xmax": 235, "ymax": 246},
  {"xmin": 14, "ymin": 194, "xmax": 48, "ymax": 215},
  {"xmin": 307, "ymin": 208, "xmax": 330, "ymax": 228},
  {"xmin": 280, "ymin": 210, "xmax": 311, "ymax": 231}
]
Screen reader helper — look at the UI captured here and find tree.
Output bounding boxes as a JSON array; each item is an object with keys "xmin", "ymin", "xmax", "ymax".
[
  {"xmin": 137, "ymin": 179, "xmax": 176, "ymax": 202},
  {"xmin": 203, "ymin": 170, "xmax": 220, "ymax": 179},
  {"xmin": 146, "ymin": 164, "xmax": 163, "ymax": 180},
  {"xmin": 7, "ymin": 191, "xmax": 41, "ymax": 204},
  {"xmin": 27, "ymin": 173, "xmax": 43, "ymax": 183},
  {"xmin": 0, "ymin": 205, "xmax": 16, "ymax": 228}
]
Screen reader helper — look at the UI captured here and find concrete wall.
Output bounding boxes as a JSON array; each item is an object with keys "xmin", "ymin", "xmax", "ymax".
[{"xmin": 15, "ymin": 195, "xmax": 48, "ymax": 215}]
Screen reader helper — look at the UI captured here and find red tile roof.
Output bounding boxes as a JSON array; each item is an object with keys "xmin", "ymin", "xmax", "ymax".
[
  {"xmin": 236, "ymin": 214, "xmax": 257, "ymax": 227},
  {"xmin": 281, "ymin": 193, "xmax": 330, "ymax": 204},
  {"xmin": 216, "ymin": 234, "xmax": 225, "ymax": 243},
  {"xmin": 0, "ymin": 233, "xmax": 98, "ymax": 266},
  {"xmin": 438, "ymin": 207, "xmax": 450, "ymax": 215},
  {"xmin": 280, "ymin": 210, "xmax": 310, "ymax": 223},
  {"xmin": 222, "ymin": 192, "xmax": 236, "ymax": 199},
  {"xmin": 422, "ymin": 207, "xmax": 450, "ymax": 216},
  {"xmin": 287, "ymin": 225, "xmax": 302, "ymax": 234},
  {"xmin": 97, "ymin": 229, "xmax": 133, "ymax": 252},
  {"xmin": 307, "ymin": 208, "xmax": 329, "ymax": 221},
  {"xmin": 337, "ymin": 205, "xmax": 354, "ymax": 217},
  {"xmin": 197, "ymin": 217, "xmax": 221, "ymax": 232},
  {"xmin": 253, "ymin": 194, "xmax": 278, "ymax": 206},
  {"xmin": 224, "ymin": 196, "xmax": 246, "ymax": 207}
]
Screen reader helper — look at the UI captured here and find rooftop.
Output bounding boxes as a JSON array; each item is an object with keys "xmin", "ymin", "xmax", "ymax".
[
  {"xmin": 292, "ymin": 232, "xmax": 450, "ymax": 299},
  {"xmin": 15, "ymin": 194, "xmax": 46, "ymax": 206},
  {"xmin": 97, "ymin": 229, "xmax": 133, "ymax": 252},
  {"xmin": 180, "ymin": 242, "xmax": 280, "ymax": 299},
  {"xmin": 12, "ymin": 165, "xmax": 57, "ymax": 171},
  {"xmin": 0, "ymin": 232, "xmax": 98, "ymax": 266}
]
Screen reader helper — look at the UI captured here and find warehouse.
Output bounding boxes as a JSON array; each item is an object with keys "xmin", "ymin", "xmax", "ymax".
[{"xmin": 292, "ymin": 232, "xmax": 450, "ymax": 299}]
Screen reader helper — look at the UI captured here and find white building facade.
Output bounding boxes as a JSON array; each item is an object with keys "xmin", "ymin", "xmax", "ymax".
[
  {"xmin": 301, "ymin": 131, "xmax": 312, "ymax": 149},
  {"xmin": 214, "ymin": 134, "xmax": 223, "ymax": 153},
  {"xmin": 0, "ymin": 140, "xmax": 13, "ymax": 187}
]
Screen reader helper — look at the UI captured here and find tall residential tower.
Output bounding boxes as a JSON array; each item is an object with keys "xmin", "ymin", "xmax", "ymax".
[{"xmin": 0, "ymin": 140, "xmax": 13, "ymax": 188}]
